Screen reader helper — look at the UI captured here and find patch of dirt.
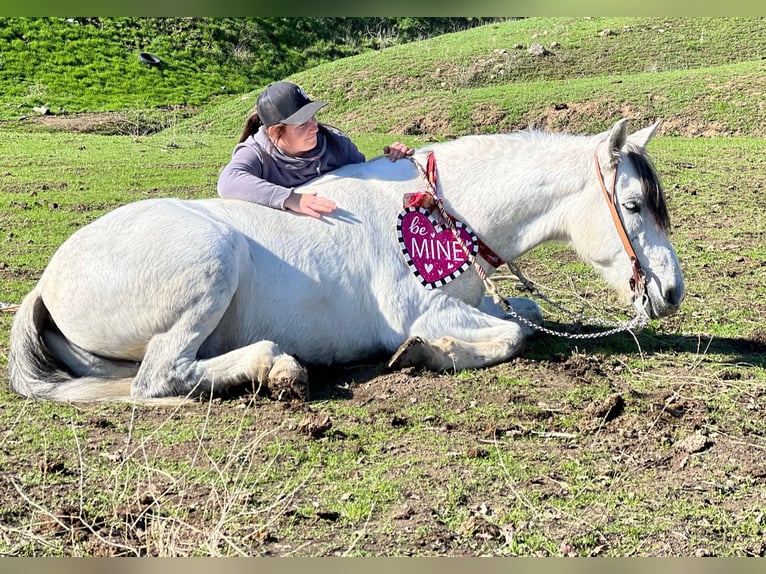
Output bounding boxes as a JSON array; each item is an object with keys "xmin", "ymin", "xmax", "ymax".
[
  {"xmin": 528, "ymin": 100, "xmax": 733, "ymax": 137},
  {"xmin": 1, "ymin": 351, "xmax": 765, "ymax": 557},
  {"xmin": 12, "ymin": 98, "xmax": 742, "ymax": 141},
  {"xmin": 384, "ymin": 94, "xmax": 745, "ymax": 139},
  {"xmin": 13, "ymin": 106, "xmax": 195, "ymax": 136},
  {"xmin": 28, "ymin": 112, "xmax": 131, "ymax": 134}
]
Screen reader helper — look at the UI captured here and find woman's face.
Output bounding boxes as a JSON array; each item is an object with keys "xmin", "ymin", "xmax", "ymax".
[{"xmin": 270, "ymin": 116, "xmax": 319, "ymax": 155}]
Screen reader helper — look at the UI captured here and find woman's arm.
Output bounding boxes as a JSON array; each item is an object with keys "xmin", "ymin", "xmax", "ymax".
[{"xmin": 217, "ymin": 145, "xmax": 293, "ymax": 209}]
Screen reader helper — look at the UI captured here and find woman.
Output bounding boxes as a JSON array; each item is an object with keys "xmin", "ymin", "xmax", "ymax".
[{"xmin": 217, "ymin": 81, "xmax": 414, "ymax": 218}]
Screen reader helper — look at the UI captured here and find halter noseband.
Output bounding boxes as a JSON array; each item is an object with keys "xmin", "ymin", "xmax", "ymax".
[{"xmin": 593, "ymin": 146, "xmax": 646, "ymax": 301}]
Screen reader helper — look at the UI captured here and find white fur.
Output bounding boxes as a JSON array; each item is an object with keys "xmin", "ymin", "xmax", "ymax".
[{"xmin": 8, "ymin": 120, "xmax": 684, "ymax": 401}]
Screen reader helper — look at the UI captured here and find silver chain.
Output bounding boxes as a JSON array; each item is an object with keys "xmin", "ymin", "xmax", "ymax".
[{"xmin": 493, "ymin": 261, "xmax": 649, "ymax": 340}]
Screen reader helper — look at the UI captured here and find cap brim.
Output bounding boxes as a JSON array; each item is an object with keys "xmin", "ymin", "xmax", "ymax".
[{"xmin": 281, "ymin": 101, "xmax": 328, "ymax": 125}]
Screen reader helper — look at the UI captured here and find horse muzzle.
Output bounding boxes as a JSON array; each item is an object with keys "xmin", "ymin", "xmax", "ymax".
[{"xmin": 638, "ymin": 276, "xmax": 685, "ymax": 319}]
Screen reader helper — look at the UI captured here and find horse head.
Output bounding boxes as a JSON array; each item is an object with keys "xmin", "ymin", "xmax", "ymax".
[{"xmin": 580, "ymin": 119, "xmax": 685, "ymax": 319}]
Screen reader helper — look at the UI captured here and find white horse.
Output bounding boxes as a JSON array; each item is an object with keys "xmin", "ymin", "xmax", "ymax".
[{"xmin": 8, "ymin": 119, "xmax": 684, "ymax": 402}]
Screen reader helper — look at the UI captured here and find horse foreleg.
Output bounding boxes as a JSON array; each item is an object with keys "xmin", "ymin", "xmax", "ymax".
[
  {"xmin": 192, "ymin": 342, "xmax": 308, "ymax": 401},
  {"xmin": 389, "ymin": 332, "xmax": 525, "ymax": 372},
  {"xmin": 388, "ymin": 295, "xmax": 543, "ymax": 373},
  {"xmin": 133, "ymin": 327, "xmax": 308, "ymax": 400}
]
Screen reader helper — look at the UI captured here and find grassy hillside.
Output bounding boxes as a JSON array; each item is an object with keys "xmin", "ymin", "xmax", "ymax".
[
  {"xmin": 291, "ymin": 16, "xmax": 766, "ymax": 140},
  {"xmin": 4, "ymin": 17, "xmax": 765, "ymax": 140},
  {"xmin": 0, "ymin": 17, "xmax": 502, "ymax": 122}
]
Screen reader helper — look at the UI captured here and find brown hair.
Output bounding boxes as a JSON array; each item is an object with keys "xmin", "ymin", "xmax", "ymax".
[
  {"xmin": 239, "ymin": 111, "xmax": 341, "ymax": 156},
  {"xmin": 238, "ymin": 110, "xmax": 289, "ymax": 144},
  {"xmin": 239, "ymin": 110, "xmax": 261, "ymax": 143}
]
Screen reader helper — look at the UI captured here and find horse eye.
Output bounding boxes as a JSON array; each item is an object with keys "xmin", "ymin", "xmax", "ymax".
[{"xmin": 622, "ymin": 200, "xmax": 641, "ymax": 213}]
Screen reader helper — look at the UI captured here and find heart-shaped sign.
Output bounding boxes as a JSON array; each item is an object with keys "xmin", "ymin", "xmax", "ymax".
[{"xmin": 397, "ymin": 207, "xmax": 479, "ymax": 289}]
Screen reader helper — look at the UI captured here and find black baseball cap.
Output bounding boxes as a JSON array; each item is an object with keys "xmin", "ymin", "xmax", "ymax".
[{"xmin": 256, "ymin": 81, "xmax": 328, "ymax": 127}]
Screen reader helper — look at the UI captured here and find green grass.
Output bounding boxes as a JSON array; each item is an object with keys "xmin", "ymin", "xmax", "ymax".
[{"xmin": 0, "ymin": 17, "xmax": 503, "ymax": 123}]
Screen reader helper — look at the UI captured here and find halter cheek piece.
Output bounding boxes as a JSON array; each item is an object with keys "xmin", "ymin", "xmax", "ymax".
[{"xmin": 593, "ymin": 147, "xmax": 647, "ymax": 303}]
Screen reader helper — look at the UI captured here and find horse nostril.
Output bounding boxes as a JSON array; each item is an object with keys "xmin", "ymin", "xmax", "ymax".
[{"xmin": 664, "ymin": 286, "xmax": 684, "ymax": 308}]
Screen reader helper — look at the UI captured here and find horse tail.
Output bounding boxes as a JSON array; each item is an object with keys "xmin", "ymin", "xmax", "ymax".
[{"xmin": 8, "ymin": 289, "xmax": 134, "ymax": 402}]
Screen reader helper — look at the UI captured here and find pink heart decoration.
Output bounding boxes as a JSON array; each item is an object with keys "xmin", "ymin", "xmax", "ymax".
[{"xmin": 397, "ymin": 207, "xmax": 478, "ymax": 289}]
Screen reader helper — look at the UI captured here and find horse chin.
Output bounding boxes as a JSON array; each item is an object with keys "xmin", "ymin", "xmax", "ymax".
[
  {"xmin": 633, "ymin": 296, "xmax": 656, "ymax": 320},
  {"xmin": 611, "ymin": 282, "xmax": 674, "ymax": 320}
]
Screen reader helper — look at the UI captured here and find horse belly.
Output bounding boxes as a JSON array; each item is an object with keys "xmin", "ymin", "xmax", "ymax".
[{"xmin": 200, "ymin": 268, "xmax": 390, "ymax": 364}]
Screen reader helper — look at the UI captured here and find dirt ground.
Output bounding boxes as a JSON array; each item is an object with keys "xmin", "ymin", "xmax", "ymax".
[{"xmin": 2, "ymin": 330, "xmax": 765, "ymax": 557}]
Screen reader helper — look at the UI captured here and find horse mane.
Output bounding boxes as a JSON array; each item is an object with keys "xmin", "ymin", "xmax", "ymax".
[
  {"xmin": 624, "ymin": 143, "xmax": 670, "ymax": 233},
  {"xmin": 504, "ymin": 130, "xmax": 671, "ymax": 233}
]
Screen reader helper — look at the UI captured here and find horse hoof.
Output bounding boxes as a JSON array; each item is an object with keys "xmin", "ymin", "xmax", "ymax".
[
  {"xmin": 268, "ymin": 356, "xmax": 309, "ymax": 402},
  {"xmin": 388, "ymin": 336, "xmax": 429, "ymax": 370}
]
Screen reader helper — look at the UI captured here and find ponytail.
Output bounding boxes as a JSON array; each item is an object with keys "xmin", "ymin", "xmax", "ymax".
[{"xmin": 239, "ymin": 110, "xmax": 262, "ymax": 143}]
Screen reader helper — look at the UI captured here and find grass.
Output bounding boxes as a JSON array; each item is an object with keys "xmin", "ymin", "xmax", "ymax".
[
  {"xmin": 0, "ymin": 17, "xmax": 503, "ymax": 123},
  {"xmin": 191, "ymin": 59, "xmax": 766, "ymax": 142}
]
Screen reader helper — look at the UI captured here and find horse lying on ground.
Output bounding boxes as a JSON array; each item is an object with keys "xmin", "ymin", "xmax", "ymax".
[{"xmin": 8, "ymin": 119, "xmax": 684, "ymax": 402}]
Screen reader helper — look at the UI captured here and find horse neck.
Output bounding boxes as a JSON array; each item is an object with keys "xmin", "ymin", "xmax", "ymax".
[{"xmin": 435, "ymin": 133, "xmax": 598, "ymax": 261}]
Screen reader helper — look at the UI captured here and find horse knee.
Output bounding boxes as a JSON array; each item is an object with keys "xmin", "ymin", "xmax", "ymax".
[
  {"xmin": 505, "ymin": 298, "xmax": 543, "ymax": 336},
  {"xmin": 506, "ymin": 298, "xmax": 543, "ymax": 323}
]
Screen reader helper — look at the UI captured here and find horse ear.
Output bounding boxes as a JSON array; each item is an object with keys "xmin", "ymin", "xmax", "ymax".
[
  {"xmin": 600, "ymin": 118, "xmax": 628, "ymax": 168},
  {"xmin": 627, "ymin": 120, "xmax": 661, "ymax": 151}
]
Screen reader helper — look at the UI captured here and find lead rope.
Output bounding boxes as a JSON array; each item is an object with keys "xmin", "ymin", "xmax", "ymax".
[
  {"xmin": 408, "ymin": 154, "xmax": 649, "ymax": 340},
  {"xmin": 502, "ymin": 261, "xmax": 649, "ymax": 339}
]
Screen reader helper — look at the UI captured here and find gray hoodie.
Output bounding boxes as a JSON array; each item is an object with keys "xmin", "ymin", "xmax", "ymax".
[{"xmin": 217, "ymin": 125, "xmax": 365, "ymax": 209}]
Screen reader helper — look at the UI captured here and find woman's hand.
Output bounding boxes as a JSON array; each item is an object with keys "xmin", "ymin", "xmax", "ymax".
[
  {"xmin": 383, "ymin": 142, "xmax": 415, "ymax": 162},
  {"xmin": 284, "ymin": 191, "xmax": 336, "ymax": 218}
]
